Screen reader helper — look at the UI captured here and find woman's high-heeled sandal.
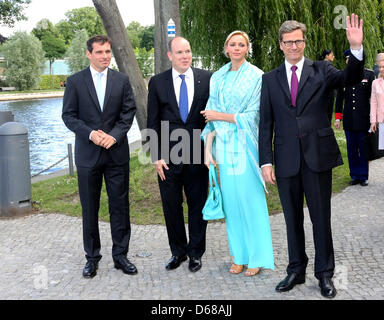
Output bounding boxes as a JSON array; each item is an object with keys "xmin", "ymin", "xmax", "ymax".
[
  {"xmin": 229, "ymin": 263, "xmax": 244, "ymax": 274},
  {"xmin": 245, "ymin": 268, "xmax": 260, "ymax": 276}
]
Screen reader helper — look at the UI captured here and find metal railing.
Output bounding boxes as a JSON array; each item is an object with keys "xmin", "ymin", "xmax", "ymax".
[{"xmin": 31, "ymin": 144, "xmax": 74, "ymax": 178}]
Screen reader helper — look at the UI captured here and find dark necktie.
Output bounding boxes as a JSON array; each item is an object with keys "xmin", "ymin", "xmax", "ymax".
[
  {"xmin": 179, "ymin": 74, "xmax": 188, "ymax": 123},
  {"xmin": 291, "ymin": 65, "xmax": 298, "ymax": 107}
]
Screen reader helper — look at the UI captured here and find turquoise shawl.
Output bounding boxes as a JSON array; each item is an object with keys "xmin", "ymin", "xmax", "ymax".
[{"xmin": 201, "ymin": 60, "xmax": 265, "ymax": 189}]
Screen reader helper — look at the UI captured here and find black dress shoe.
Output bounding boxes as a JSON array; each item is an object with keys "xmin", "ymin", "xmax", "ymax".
[
  {"xmin": 114, "ymin": 257, "xmax": 138, "ymax": 275},
  {"xmin": 165, "ymin": 255, "xmax": 187, "ymax": 270},
  {"xmin": 360, "ymin": 180, "xmax": 368, "ymax": 186},
  {"xmin": 275, "ymin": 273, "xmax": 305, "ymax": 292},
  {"xmin": 83, "ymin": 261, "xmax": 98, "ymax": 278},
  {"xmin": 349, "ymin": 179, "xmax": 360, "ymax": 185},
  {"xmin": 188, "ymin": 257, "xmax": 202, "ymax": 272},
  {"xmin": 319, "ymin": 277, "xmax": 337, "ymax": 298}
]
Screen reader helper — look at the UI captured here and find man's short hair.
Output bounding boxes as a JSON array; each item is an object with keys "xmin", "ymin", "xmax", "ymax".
[
  {"xmin": 167, "ymin": 36, "xmax": 189, "ymax": 53},
  {"xmin": 278, "ymin": 20, "xmax": 307, "ymax": 42},
  {"xmin": 87, "ymin": 35, "xmax": 112, "ymax": 53}
]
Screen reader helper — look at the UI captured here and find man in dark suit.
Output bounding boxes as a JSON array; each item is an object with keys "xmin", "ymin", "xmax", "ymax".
[
  {"xmin": 259, "ymin": 15, "xmax": 364, "ymax": 298},
  {"xmin": 147, "ymin": 37, "xmax": 211, "ymax": 272},
  {"xmin": 62, "ymin": 35, "xmax": 137, "ymax": 278},
  {"xmin": 335, "ymin": 49, "xmax": 375, "ymax": 186}
]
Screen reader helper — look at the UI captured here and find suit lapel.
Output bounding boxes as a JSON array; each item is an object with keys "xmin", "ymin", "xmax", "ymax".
[
  {"xmin": 103, "ymin": 68, "xmax": 114, "ymax": 112},
  {"xmin": 297, "ymin": 58, "xmax": 312, "ymax": 97},
  {"xmin": 276, "ymin": 63, "xmax": 291, "ymax": 104},
  {"xmin": 296, "ymin": 59, "xmax": 321, "ymax": 115},
  {"xmin": 83, "ymin": 68, "xmax": 101, "ymax": 112},
  {"xmin": 165, "ymin": 69, "xmax": 183, "ymax": 121}
]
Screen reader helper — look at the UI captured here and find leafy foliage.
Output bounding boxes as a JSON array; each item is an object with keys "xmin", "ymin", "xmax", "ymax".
[
  {"xmin": 180, "ymin": 0, "xmax": 383, "ymax": 72},
  {"xmin": 66, "ymin": 29, "xmax": 90, "ymax": 74},
  {"xmin": 2, "ymin": 31, "xmax": 45, "ymax": 90},
  {"xmin": 39, "ymin": 75, "xmax": 67, "ymax": 90},
  {"xmin": 55, "ymin": 7, "xmax": 105, "ymax": 45},
  {"xmin": 134, "ymin": 47, "xmax": 154, "ymax": 78},
  {"xmin": 0, "ymin": 0, "xmax": 30, "ymax": 27}
]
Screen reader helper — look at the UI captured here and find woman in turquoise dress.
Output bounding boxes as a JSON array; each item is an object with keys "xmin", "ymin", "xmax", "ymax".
[{"xmin": 201, "ymin": 31, "xmax": 274, "ymax": 276}]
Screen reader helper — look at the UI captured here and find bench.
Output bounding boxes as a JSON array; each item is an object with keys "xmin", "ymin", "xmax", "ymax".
[{"xmin": 0, "ymin": 87, "xmax": 16, "ymax": 92}]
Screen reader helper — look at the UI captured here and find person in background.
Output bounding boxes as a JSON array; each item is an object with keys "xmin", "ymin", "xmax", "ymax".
[
  {"xmin": 370, "ymin": 53, "xmax": 384, "ymax": 149},
  {"xmin": 201, "ymin": 30, "xmax": 274, "ymax": 277},
  {"xmin": 373, "ymin": 50, "xmax": 383, "ymax": 79},
  {"xmin": 320, "ymin": 49, "xmax": 335, "ymax": 62},
  {"xmin": 334, "ymin": 49, "xmax": 374, "ymax": 186}
]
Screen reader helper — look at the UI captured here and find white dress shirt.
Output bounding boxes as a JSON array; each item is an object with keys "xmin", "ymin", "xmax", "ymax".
[
  {"xmin": 172, "ymin": 67, "xmax": 194, "ymax": 112},
  {"xmin": 284, "ymin": 56, "xmax": 305, "ymax": 90},
  {"xmin": 89, "ymin": 66, "xmax": 113, "ymax": 141},
  {"xmin": 90, "ymin": 65, "xmax": 108, "ymax": 105}
]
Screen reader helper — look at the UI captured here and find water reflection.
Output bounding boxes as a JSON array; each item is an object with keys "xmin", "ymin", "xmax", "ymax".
[{"xmin": 0, "ymin": 98, "xmax": 141, "ymax": 175}]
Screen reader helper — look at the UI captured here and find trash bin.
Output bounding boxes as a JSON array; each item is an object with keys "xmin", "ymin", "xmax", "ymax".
[
  {"xmin": 0, "ymin": 111, "xmax": 14, "ymax": 126},
  {"xmin": 0, "ymin": 122, "xmax": 32, "ymax": 217}
]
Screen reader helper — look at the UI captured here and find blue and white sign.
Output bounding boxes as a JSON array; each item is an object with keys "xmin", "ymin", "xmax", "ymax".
[{"xmin": 167, "ymin": 18, "xmax": 176, "ymax": 37}]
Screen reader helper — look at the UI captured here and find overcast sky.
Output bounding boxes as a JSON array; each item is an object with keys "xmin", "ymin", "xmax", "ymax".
[{"xmin": 0, "ymin": 0, "xmax": 155, "ymax": 37}]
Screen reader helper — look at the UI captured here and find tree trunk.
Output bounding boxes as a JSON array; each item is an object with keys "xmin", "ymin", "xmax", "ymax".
[
  {"xmin": 92, "ymin": 0, "xmax": 147, "ymax": 134},
  {"xmin": 154, "ymin": 0, "xmax": 181, "ymax": 74}
]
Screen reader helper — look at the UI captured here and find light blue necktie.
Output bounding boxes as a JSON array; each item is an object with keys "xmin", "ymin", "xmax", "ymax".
[
  {"xmin": 96, "ymin": 72, "xmax": 105, "ymax": 110},
  {"xmin": 179, "ymin": 74, "xmax": 188, "ymax": 123}
]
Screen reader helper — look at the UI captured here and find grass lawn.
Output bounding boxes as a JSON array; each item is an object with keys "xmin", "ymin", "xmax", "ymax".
[{"xmin": 32, "ymin": 125, "xmax": 350, "ymax": 225}]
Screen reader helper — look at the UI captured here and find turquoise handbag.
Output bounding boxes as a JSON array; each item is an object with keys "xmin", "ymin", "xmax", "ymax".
[{"xmin": 202, "ymin": 164, "xmax": 225, "ymax": 221}]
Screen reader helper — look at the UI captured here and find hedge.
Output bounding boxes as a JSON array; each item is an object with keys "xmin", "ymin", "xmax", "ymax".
[{"xmin": 39, "ymin": 75, "xmax": 68, "ymax": 90}]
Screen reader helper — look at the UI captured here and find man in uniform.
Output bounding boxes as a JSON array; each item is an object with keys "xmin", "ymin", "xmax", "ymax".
[{"xmin": 334, "ymin": 49, "xmax": 375, "ymax": 186}]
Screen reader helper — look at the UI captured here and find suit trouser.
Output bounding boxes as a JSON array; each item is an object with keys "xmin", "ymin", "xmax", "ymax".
[
  {"xmin": 276, "ymin": 154, "xmax": 335, "ymax": 280},
  {"xmin": 158, "ymin": 163, "xmax": 208, "ymax": 258},
  {"xmin": 345, "ymin": 130, "xmax": 369, "ymax": 181},
  {"xmin": 77, "ymin": 149, "xmax": 131, "ymax": 263}
]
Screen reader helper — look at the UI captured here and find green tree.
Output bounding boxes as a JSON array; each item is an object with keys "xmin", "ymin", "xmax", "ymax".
[
  {"xmin": 126, "ymin": 21, "xmax": 143, "ymax": 49},
  {"xmin": 41, "ymin": 33, "xmax": 66, "ymax": 75},
  {"xmin": 140, "ymin": 25, "xmax": 154, "ymax": 51},
  {"xmin": 31, "ymin": 19, "xmax": 57, "ymax": 40},
  {"xmin": 55, "ymin": 20, "xmax": 75, "ymax": 46},
  {"xmin": 66, "ymin": 29, "xmax": 90, "ymax": 74},
  {"xmin": 32, "ymin": 19, "xmax": 67, "ymax": 76},
  {"xmin": 180, "ymin": 0, "xmax": 383, "ymax": 72},
  {"xmin": 134, "ymin": 47, "xmax": 154, "ymax": 78},
  {"xmin": 55, "ymin": 7, "xmax": 105, "ymax": 45},
  {"xmin": 0, "ymin": 0, "xmax": 30, "ymax": 26},
  {"xmin": 126, "ymin": 21, "xmax": 154, "ymax": 50},
  {"xmin": 2, "ymin": 31, "xmax": 45, "ymax": 90}
]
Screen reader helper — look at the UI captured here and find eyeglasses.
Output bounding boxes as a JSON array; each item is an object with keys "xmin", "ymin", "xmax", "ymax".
[{"xmin": 281, "ymin": 40, "xmax": 305, "ymax": 47}]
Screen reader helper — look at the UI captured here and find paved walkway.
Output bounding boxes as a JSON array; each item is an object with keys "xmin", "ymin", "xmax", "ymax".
[
  {"xmin": 0, "ymin": 158, "xmax": 383, "ymax": 301},
  {"xmin": 0, "ymin": 91, "xmax": 64, "ymax": 101}
]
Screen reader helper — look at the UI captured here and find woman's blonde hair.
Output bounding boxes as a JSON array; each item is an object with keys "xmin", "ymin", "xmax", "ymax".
[
  {"xmin": 223, "ymin": 30, "xmax": 251, "ymax": 58},
  {"xmin": 376, "ymin": 52, "xmax": 384, "ymax": 63}
]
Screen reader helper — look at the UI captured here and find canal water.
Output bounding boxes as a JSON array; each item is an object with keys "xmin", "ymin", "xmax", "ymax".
[{"xmin": 0, "ymin": 98, "xmax": 141, "ymax": 176}]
